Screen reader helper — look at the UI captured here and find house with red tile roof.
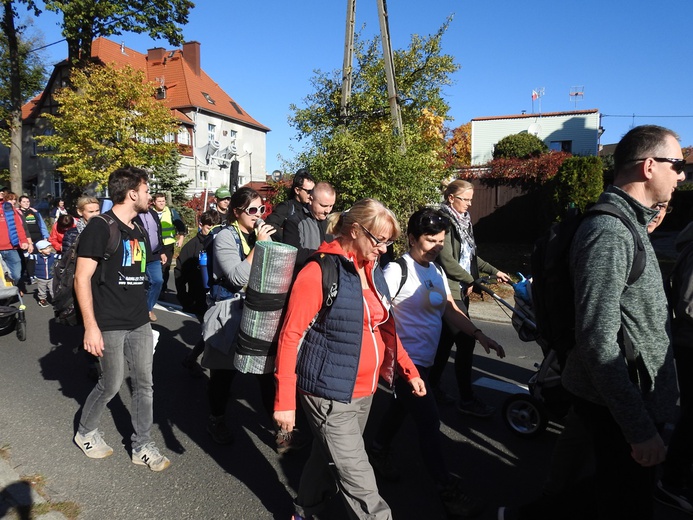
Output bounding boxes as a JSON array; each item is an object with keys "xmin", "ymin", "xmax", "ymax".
[{"xmin": 10, "ymin": 37, "xmax": 270, "ymax": 198}]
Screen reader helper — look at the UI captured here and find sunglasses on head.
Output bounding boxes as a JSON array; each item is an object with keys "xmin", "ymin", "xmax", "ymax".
[{"xmin": 243, "ymin": 205, "xmax": 266, "ymax": 216}]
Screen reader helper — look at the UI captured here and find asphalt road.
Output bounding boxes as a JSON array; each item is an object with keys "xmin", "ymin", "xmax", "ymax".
[{"xmin": 0, "ymin": 291, "xmax": 685, "ymax": 520}]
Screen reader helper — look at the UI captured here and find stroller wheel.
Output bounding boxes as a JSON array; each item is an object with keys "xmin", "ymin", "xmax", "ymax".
[
  {"xmin": 502, "ymin": 393, "xmax": 548, "ymax": 438},
  {"xmin": 16, "ymin": 320, "xmax": 26, "ymax": 341}
]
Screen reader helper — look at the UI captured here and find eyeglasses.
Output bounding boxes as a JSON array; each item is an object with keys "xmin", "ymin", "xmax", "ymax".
[
  {"xmin": 454, "ymin": 195, "xmax": 473, "ymax": 204},
  {"xmin": 243, "ymin": 205, "xmax": 266, "ymax": 216},
  {"xmin": 628, "ymin": 157, "xmax": 687, "ymax": 174},
  {"xmin": 655, "ymin": 202, "xmax": 674, "ymax": 214},
  {"xmin": 298, "ymin": 187, "xmax": 313, "ymax": 195},
  {"xmin": 358, "ymin": 223, "xmax": 394, "ymax": 248}
]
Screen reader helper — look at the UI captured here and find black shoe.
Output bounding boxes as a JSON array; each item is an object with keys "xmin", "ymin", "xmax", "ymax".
[
  {"xmin": 458, "ymin": 396, "xmax": 495, "ymax": 418},
  {"xmin": 438, "ymin": 474, "xmax": 484, "ymax": 518},
  {"xmin": 368, "ymin": 446, "xmax": 400, "ymax": 482}
]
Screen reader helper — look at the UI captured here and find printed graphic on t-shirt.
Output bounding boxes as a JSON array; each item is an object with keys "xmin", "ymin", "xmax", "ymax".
[{"xmin": 118, "ymin": 238, "xmax": 147, "ymax": 285}]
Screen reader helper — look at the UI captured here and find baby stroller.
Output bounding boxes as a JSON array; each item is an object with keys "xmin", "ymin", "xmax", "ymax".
[
  {"xmin": 0, "ymin": 256, "xmax": 27, "ymax": 341},
  {"xmin": 474, "ymin": 275, "xmax": 570, "ymax": 437}
]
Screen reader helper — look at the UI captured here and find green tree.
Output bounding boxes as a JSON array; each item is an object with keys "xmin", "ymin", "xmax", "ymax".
[
  {"xmin": 549, "ymin": 156, "xmax": 603, "ymax": 220},
  {"xmin": 150, "ymin": 147, "xmax": 191, "ymax": 204},
  {"xmin": 38, "ymin": 62, "xmax": 177, "ymax": 189},
  {"xmin": 493, "ymin": 132, "xmax": 548, "ymax": 159},
  {"xmin": 290, "ymin": 19, "xmax": 459, "ymax": 231},
  {"xmin": 44, "ymin": 0, "xmax": 193, "ymax": 65}
]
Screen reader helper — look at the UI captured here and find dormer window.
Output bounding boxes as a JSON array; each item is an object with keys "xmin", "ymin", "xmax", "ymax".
[
  {"xmin": 202, "ymin": 92, "xmax": 215, "ymax": 105},
  {"xmin": 155, "ymin": 86, "xmax": 166, "ymax": 100}
]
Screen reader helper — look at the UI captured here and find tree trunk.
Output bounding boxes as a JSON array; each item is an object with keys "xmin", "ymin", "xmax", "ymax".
[{"xmin": 3, "ymin": 0, "xmax": 23, "ymax": 194}]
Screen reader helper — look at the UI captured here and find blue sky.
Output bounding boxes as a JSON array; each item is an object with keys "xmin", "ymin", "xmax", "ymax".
[{"xmin": 21, "ymin": 0, "xmax": 693, "ymax": 174}]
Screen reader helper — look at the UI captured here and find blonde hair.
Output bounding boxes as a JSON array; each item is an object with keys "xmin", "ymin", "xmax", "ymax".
[
  {"xmin": 76, "ymin": 196, "xmax": 99, "ymax": 212},
  {"xmin": 327, "ymin": 198, "xmax": 400, "ymax": 240},
  {"xmin": 443, "ymin": 180, "xmax": 474, "ymax": 200}
]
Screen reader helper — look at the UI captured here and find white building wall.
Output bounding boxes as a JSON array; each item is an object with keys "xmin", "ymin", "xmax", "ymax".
[
  {"xmin": 471, "ymin": 111, "xmax": 600, "ymax": 165},
  {"xmin": 185, "ymin": 110, "xmax": 267, "ymax": 196}
]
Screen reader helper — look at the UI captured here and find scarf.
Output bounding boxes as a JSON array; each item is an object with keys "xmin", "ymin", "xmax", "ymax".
[
  {"xmin": 439, "ymin": 203, "xmax": 475, "ymax": 273},
  {"xmin": 231, "ymin": 220, "xmax": 251, "ymax": 256}
]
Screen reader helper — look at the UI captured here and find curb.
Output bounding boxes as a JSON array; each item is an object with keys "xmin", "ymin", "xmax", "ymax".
[{"xmin": 0, "ymin": 455, "xmax": 69, "ymax": 520}]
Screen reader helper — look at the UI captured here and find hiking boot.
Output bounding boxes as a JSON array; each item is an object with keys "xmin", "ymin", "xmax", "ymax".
[
  {"xmin": 181, "ymin": 357, "xmax": 205, "ymax": 378},
  {"xmin": 74, "ymin": 430, "xmax": 113, "ymax": 459},
  {"xmin": 438, "ymin": 474, "xmax": 484, "ymax": 518},
  {"xmin": 368, "ymin": 446, "xmax": 400, "ymax": 482},
  {"xmin": 38, "ymin": 299, "xmax": 49, "ymax": 307},
  {"xmin": 207, "ymin": 415, "xmax": 234, "ymax": 445},
  {"xmin": 654, "ymin": 480, "xmax": 693, "ymax": 514},
  {"xmin": 276, "ymin": 428, "xmax": 310, "ymax": 454},
  {"xmin": 132, "ymin": 442, "xmax": 170, "ymax": 471},
  {"xmin": 458, "ymin": 396, "xmax": 495, "ymax": 418},
  {"xmin": 434, "ymin": 387, "xmax": 456, "ymax": 405},
  {"xmin": 148, "ymin": 311, "xmax": 157, "ymax": 322}
]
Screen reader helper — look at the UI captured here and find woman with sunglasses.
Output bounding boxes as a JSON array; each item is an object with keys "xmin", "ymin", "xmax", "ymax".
[
  {"xmin": 274, "ymin": 198, "xmax": 425, "ymax": 520},
  {"xmin": 201, "ymin": 187, "xmax": 283, "ymax": 447},
  {"xmin": 431, "ymin": 179, "xmax": 511, "ymax": 418},
  {"xmin": 368, "ymin": 207, "xmax": 504, "ymax": 518}
]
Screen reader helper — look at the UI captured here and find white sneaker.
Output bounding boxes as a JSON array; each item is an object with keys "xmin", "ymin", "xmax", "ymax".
[
  {"xmin": 74, "ymin": 430, "xmax": 113, "ymax": 459},
  {"xmin": 132, "ymin": 442, "xmax": 171, "ymax": 471}
]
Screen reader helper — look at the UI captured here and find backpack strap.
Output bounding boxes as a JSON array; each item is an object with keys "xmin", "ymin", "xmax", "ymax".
[
  {"xmin": 392, "ymin": 257, "xmax": 408, "ymax": 299},
  {"xmin": 586, "ymin": 203, "xmax": 646, "ymax": 285}
]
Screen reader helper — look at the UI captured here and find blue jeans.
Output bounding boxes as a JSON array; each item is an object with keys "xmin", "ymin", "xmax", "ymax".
[
  {"xmin": 78, "ymin": 323, "xmax": 154, "ymax": 450},
  {"xmin": 145, "ymin": 261, "xmax": 163, "ymax": 312},
  {"xmin": 0, "ymin": 249, "xmax": 22, "ymax": 283}
]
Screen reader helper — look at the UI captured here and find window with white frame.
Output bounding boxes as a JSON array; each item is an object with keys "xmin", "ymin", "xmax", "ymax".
[
  {"xmin": 177, "ymin": 128, "xmax": 191, "ymax": 145},
  {"xmin": 199, "ymin": 170, "xmax": 208, "ymax": 182},
  {"xmin": 208, "ymin": 124, "xmax": 216, "ymax": 143}
]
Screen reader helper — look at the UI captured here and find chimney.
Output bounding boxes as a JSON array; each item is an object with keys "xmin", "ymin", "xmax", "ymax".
[
  {"xmin": 147, "ymin": 47, "xmax": 166, "ymax": 63},
  {"xmin": 182, "ymin": 41, "xmax": 201, "ymax": 76}
]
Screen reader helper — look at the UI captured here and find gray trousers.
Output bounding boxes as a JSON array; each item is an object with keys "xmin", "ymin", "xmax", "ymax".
[
  {"xmin": 296, "ymin": 393, "xmax": 392, "ymax": 520},
  {"xmin": 36, "ymin": 278, "xmax": 53, "ymax": 300},
  {"xmin": 78, "ymin": 323, "xmax": 154, "ymax": 450}
]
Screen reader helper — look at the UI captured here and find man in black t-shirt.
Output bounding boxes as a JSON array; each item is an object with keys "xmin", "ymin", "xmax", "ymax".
[{"xmin": 73, "ymin": 166, "xmax": 171, "ymax": 472}]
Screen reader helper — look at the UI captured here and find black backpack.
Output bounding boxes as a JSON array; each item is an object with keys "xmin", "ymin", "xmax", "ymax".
[
  {"xmin": 52, "ymin": 214, "xmax": 126, "ymax": 326},
  {"xmin": 530, "ymin": 202, "xmax": 646, "ymax": 367}
]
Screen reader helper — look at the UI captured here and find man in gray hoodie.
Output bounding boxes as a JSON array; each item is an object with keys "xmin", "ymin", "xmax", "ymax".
[{"xmin": 563, "ymin": 125, "xmax": 684, "ymax": 519}]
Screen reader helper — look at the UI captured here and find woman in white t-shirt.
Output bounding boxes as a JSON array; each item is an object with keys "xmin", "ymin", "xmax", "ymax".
[{"xmin": 369, "ymin": 207, "xmax": 505, "ymax": 518}]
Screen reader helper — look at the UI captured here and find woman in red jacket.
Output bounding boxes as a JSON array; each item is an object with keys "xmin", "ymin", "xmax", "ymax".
[
  {"xmin": 274, "ymin": 198, "xmax": 425, "ymax": 520},
  {"xmin": 49, "ymin": 214, "xmax": 75, "ymax": 253}
]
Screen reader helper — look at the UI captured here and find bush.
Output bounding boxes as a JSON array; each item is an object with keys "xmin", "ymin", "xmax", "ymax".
[
  {"xmin": 493, "ymin": 133, "xmax": 548, "ymax": 159},
  {"xmin": 549, "ymin": 156, "xmax": 603, "ymax": 221}
]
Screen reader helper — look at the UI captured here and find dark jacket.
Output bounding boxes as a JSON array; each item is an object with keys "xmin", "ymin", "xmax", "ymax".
[
  {"xmin": 672, "ymin": 222, "xmax": 693, "ymax": 349},
  {"xmin": 174, "ymin": 230, "xmax": 209, "ymax": 319},
  {"xmin": 283, "ymin": 207, "xmax": 331, "ymax": 273},
  {"xmin": 266, "ymin": 198, "xmax": 306, "ymax": 242},
  {"xmin": 435, "ymin": 207, "xmax": 500, "ymax": 301}
]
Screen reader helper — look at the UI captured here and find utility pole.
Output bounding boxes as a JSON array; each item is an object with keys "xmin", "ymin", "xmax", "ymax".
[
  {"xmin": 340, "ymin": 0, "xmax": 405, "ymax": 150},
  {"xmin": 376, "ymin": 0, "xmax": 405, "ymax": 150},
  {"xmin": 340, "ymin": 0, "xmax": 356, "ymax": 120}
]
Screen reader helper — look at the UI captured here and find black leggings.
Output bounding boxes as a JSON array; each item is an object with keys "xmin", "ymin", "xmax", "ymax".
[{"xmin": 208, "ymin": 369, "xmax": 275, "ymax": 421}]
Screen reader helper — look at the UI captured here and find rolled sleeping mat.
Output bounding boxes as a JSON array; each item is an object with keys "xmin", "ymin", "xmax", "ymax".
[{"xmin": 235, "ymin": 241, "xmax": 297, "ymax": 374}]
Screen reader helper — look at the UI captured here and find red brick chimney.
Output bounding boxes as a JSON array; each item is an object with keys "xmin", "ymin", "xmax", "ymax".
[
  {"xmin": 182, "ymin": 41, "xmax": 201, "ymax": 76},
  {"xmin": 147, "ymin": 47, "xmax": 166, "ymax": 63}
]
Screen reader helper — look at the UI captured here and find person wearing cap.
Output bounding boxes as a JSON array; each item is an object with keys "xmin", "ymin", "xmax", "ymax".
[
  {"xmin": 0, "ymin": 187, "xmax": 30, "ymax": 285},
  {"xmin": 31, "ymin": 239, "xmax": 57, "ymax": 307},
  {"xmin": 214, "ymin": 187, "xmax": 232, "ymax": 226},
  {"xmin": 265, "ymin": 168, "xmax": 315, "ymax": 242}
]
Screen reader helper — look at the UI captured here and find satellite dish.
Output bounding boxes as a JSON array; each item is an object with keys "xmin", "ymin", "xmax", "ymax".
[{"xmin": 528, "ymin": 123, "xmax": 541, "ymax": 136}]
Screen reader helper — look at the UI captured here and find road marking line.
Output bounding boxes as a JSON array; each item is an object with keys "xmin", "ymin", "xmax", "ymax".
[{"xmin": 473, "ymin": 376, "xmax": 529, "ymax": 395}]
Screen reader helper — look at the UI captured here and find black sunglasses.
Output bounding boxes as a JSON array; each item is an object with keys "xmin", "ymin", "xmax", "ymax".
[{"xmin": 628, "ymin": 157, "xmax": 686, "ymax": 174}]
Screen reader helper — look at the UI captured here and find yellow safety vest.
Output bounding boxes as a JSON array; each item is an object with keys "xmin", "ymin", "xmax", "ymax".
[{"xmin": 159, "ymin": 206, "xmax": 176, "ymax": 245}]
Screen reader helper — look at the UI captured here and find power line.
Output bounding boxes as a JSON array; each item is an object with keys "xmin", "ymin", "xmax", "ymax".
[
  {"xmin": 27, "ymin": 39, "xmax": 66, "ymax": 54},
  {"xmin": 602, "ymin": 114, "xmax": 693, "ymax": 118}
]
